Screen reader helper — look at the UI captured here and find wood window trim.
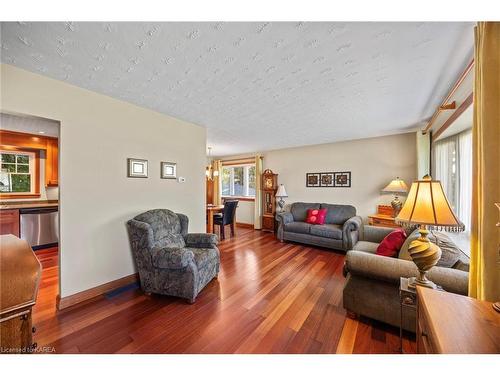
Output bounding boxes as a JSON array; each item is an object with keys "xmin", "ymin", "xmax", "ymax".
[{"xmin": 0, "ymin": 146, "xmax": 41, "ymax": 200}]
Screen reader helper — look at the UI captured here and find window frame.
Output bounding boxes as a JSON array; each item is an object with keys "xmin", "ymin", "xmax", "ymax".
[
  {"xmin": 221, "ymin": 163, "xmax": 256, "ymax": 201},
  {"xmin": 0, "ymin": 147, "xmax": 41, "ymax": 199}
]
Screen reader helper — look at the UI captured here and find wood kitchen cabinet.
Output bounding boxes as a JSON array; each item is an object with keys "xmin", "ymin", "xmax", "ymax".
[
  {"xmin": 45, "ymin": 138, "xmax": 58, "ymax": 187},
  {"xmin": 0, "ymin": 209, "xmax": 20, "ymax": 237}
]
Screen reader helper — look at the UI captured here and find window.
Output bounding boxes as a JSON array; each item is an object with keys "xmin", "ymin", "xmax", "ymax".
[
  {"xmin": 221, "ymin": 164, "xmax": 256, "ymax": 198},
  {"xmin": 0, "ymin": 150, "xmax": 36, "ymax": 194}
]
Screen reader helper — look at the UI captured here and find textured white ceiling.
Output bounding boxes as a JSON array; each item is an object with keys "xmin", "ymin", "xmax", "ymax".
[{"xmin": 0, "ymin": 22, "xmax": 474, "ymax": 156}]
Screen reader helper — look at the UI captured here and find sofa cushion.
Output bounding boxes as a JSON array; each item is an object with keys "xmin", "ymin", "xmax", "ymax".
[
  {"xmin": 320, "ymin": 204, "xmax": 356, "ymax": 225},
  {"xmin": 352, "ymin": 241, "xmax": 379, "ymax": 254},
  {"xmin": 399, "ymin": 229, "xmax": 463, "ymax": 268},
  {"xmin": 284, "ymin": 221, "xmax": 312, "ymax": 235},
  {"xmin": 376, "ymin": 228, "xmax": 406, "ymax": 257},
  {"xmin": 291, "ymin": 202, "xmax": 321, "ymax": 222},
  {"xmin": 305, "ymin": 208, "xmax": 327, "ymax": 225},
  {"xmin": 310, "ymin": 224, "xmax": 343, "ymax": 239}
]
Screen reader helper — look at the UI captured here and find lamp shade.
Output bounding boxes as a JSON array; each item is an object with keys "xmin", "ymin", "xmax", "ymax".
[
  {"xmin": 275, "ymin": 184, "xmax": 288, "ymax": 198},
  {"xmin": 396, "ymin": 175, "xmax": 464, "ymax": 230},
  {"xmin": 381, "ymin": 177, "xmax": 408, "ymax": 194}
]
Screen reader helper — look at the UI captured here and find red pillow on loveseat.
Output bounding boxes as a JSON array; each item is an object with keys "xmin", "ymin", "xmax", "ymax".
[
  {"xmin": 305, "ymin": 208, "xmax": 327, "ymax": 225},
  {"xmin": 376, "ymin": 228, "xmax": 407, "ymax": 257}
]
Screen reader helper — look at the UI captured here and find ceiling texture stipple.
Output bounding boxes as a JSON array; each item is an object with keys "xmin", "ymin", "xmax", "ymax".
[{"xmin": 0, "ymin": 22, "xmax": 474, "ymax": 156}]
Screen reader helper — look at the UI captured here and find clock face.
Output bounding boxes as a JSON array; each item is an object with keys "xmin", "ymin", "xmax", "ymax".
[{"xmin": 265, "ymin": 178, "xmax": 273, "ymax": 189}]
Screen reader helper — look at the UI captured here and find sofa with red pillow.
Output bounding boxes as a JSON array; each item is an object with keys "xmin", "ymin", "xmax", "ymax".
[
  {"xmin": 275, "ymin": 202, "xmax": 362, "ymax": 252},
  {"xmin": 343, "ymin": 224, "xmax": 469, "ymax": 333}
]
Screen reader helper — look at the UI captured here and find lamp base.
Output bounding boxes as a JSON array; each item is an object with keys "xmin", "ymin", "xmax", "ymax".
[
  {"xmin": 391, "ymin": 196, "xmax": 403, "ymax": 217},
  {"xmin": 407, "ymin": 276, "xmax": 439, "ymax": 290},
  {"xmin": 277, "ymin": 198, "xmax": 285, "ymax": 212},
  {"xmin": 493, "ymin": 302, "xmax": 500, "ymax": 313},
  {"xmin": 407, "ymin": 227, "xmax": 442, "ymax": 289}
]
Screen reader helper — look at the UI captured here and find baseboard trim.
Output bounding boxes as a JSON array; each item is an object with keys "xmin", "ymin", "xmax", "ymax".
[
  {"xmin": 236, "ymin": 222, "xmax": 254, "ymax": 229},
  {"xmin": 56, "ymin": 273, "xmax": 139, "ymax": 310}
]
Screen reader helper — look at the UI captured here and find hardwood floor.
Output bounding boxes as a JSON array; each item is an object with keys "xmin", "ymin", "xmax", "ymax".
[{"xmin": 32, "ymin": 228, "xmax": 416, "ymax": 354}]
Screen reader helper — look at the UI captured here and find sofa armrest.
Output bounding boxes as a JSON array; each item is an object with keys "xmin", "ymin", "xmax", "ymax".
[
  {"xmin": 276, "ymin": 212, "xmax": 294, "ymax": 241},
  {"xmin": 361, "ymin": 225, "xmax": 394, "ymax": 242},
  {"xmin": 345, "ymin": 250, "xmax": 468, "ymax": 295},
  {"xmin": 151, "ymin": 247, "xmax": 195, "ymax": 269},
  {"xmin": 276, "ymin": 212, "xmax": 294, "ymax": 225},
  {"xmin": 342, "ymin": 215, "xmax": 362, "ymax": 250},
  {"xmin": 184, "ymin": 233, "xmax": 218, "ymax": 248}
]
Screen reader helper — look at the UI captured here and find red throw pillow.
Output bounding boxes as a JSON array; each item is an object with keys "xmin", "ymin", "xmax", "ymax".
[
  {"xmin": 305, "ymin": 208, "xmax": 327, "ymax": 225},
  {"xmin": 376, "ymin": 229, "xmax": 407, "ymax": 257}
]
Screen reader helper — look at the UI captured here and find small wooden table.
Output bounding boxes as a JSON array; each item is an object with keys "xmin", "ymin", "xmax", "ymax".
[
  {"xmin": 416, "ymin": 286, "xmax": 500, "ymax": 353},
  {"xmin": 368, "ymin": 205, "xmax": 401, "ymax": 228},
  {"xmin": 206, "ymin": 204, "xmax": 224, "ymax": 234}
]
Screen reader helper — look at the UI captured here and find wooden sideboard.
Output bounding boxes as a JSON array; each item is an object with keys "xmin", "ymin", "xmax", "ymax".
[
  {"xmin": 368, "ymin": 205, "xmax": 401, "ymax": 228},
  {"xmin": 0, "ymin": 235, "xmax": 42, "ymax": 354},
  {"xmin": 416, "ymin": 286, "xmax": 500, "ymax": 353}
]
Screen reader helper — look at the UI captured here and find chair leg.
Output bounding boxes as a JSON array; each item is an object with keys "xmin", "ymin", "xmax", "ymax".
[
  {"xmin": 220, "ymin": 224, "xmax": 225, "ymax": 240},
  {"xmin": 188, "ymin": 297, "xmax": 196, "ymax": 304},
  {"xmin": 230, "ymin": 223, "xmax": 235, "ymax": 237}
]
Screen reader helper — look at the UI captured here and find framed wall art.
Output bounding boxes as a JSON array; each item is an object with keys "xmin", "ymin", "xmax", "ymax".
[
  {"xmin": 306, "ymin": 171, "xmax": 351, "ymax": 187},
  {"xmin": 127, "ymin": 158, "xmax": 148, "ymax": 178},
  {"xmin": 306, "ymin": 173, "xmax": 320, "ymax": 187},
  {"xmin": 161, "ymin": 161, "xmax": 177, "ymax": 179}
]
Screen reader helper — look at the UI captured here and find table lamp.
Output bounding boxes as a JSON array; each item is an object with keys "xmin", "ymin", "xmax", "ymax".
[
  {"xmin": 275, "ymin": 184, "xmax": 288, "ymax": 212},
  {"xmin": 396, "ymin": 175, "xmax": 464, "ymax": 289},
  {"xmin": 381, "ymin": 177, "xmax": 408, "ymax": 217}
]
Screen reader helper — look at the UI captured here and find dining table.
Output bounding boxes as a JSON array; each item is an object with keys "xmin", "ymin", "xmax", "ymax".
[{"xmin": 206, "ymin": 204, "xmax": 224, "ymax": 234}]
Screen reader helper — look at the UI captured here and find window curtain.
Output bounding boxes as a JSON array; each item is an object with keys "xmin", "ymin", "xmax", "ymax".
[
  {"xmin": 458, "ymin": 130, "xmax": 472, "ymax": 231},
  {"xmin": 254, "ymin": 155, "xmax": 263, "ymax": 229},
  {"xmin": 433, "ymin": 136, "xmax": 457, "ymax": 210},
  {"xmin": 212, "ymin": 160, "xmax": 223, "ymax": 206},
  {"xmin": 469, "ymin": 22, "xmax": 500, "ymax": 302}
]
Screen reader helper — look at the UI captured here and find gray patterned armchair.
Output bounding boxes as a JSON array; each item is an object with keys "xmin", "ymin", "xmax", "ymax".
[{"xmin": 127, "ymin": 209, "xmax": 220, "ymax": 303}]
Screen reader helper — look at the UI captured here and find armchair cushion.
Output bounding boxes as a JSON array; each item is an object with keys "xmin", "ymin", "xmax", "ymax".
[
  {"xmin": 184, "ymin": 233, "xmax": 218, "ymax": 249},
  {"xmin": 310, "ymin": 224, "xmax": 343, "ymax": 239},
  {"xmin": 156, "ymin": 233, "xmax": 186, "ymax": 249},
  {"xmin": 190, "ymin": 247, "xmax": 220, "ymax": 269},
  {"xmin": 151, "ymin": 247, "xmax": 194, "ymax": 269},
  {"xmin": 352, "ymin": 241, "xmax": 379, "ymax": 254}
]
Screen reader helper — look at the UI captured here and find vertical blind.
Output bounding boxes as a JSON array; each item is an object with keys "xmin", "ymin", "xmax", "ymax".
[{"xmin": 432, "ymin": 129, "xmax": 472, "ymax": 231}]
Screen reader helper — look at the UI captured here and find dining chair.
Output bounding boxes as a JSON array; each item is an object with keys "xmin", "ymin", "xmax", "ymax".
[{"xmin": 213, "ymin": 200, "xmax": 239, "ymax": 240}]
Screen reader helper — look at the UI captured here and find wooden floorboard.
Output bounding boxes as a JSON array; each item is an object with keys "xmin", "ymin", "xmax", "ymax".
[{"xmin": 32, "ymin": 227, "xmax": 415, "ymax": 354}]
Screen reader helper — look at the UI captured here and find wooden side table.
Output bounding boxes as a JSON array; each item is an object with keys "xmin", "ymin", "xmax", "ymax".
[
  {"xmin": 369, "ymin": 205, "xmax": 401, "ymax": 228},
  {"xmin": 399, "ymin": 277, "xmax": 417, "ymax": 353}
]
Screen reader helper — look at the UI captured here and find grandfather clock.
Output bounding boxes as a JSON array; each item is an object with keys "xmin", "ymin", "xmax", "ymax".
[{"xmin": 262, "ymin": 169, "xmax": 278, "ymax": 232}]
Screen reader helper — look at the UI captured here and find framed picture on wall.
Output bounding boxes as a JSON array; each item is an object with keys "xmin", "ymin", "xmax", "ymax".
[
  {"xmin": 127, "ymin": 158, "xmax": 148, "ymax": 178},
  {"xmin": 320, "ymin": 173, "xmax": 334, "ymax": 187},
  {"xmin": 306, "ymin": 173, "xmax": 320, "ymax": 187},
  {"xmin": 161, "ymin": 161, "xmax": 177, "ymax": 179},
  {"xmin": 334, "ymin": 172, "xmax": 351, "ymax": 187}
]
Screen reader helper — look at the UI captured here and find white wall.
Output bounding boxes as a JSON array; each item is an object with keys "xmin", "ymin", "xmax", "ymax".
[
  {"xmin": 234, "ymin": 200, "xmax": 254, "ymax": 225},
  {"xmin": 1, "ymin": 64, "xmax": 206, "ymax": 298},
  {"xmin": 263, "ymin": 133, "xmax": 417, "ymax": 219},
  {"xmin": 222, "ymin": 132, "xmax": 417, "ymax": 223}
]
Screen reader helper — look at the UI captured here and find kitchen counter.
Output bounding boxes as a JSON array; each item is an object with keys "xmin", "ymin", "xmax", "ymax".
[{"xmin": 0, "ymin": 201, "xmax": 58, "ymax": 210}]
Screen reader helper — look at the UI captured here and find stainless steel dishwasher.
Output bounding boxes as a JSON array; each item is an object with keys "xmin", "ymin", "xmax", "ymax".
[{"xmin": 20, "ymin": 207, "xmax": 59, "ymax": 249}]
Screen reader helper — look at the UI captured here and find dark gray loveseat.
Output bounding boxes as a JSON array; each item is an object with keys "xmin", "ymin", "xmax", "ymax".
[{"xmin": 275, "ymin": 202, "xmax": 362, "ymax": 252}]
